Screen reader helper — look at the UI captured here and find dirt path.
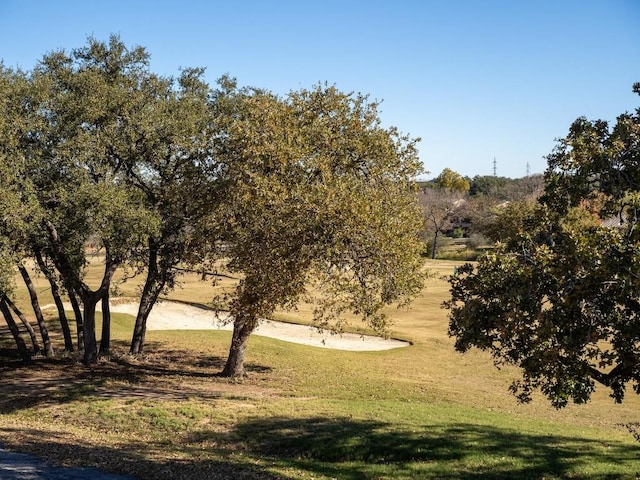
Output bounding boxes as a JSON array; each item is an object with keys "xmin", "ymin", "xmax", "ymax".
[{"xmin": 0, "ymin": 446, "xmax": 135, "ymax": 480}]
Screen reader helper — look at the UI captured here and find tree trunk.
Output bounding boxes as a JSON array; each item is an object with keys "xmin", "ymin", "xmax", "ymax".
[
  {"xmin": 52, "ymin": 282, "xmax": 73, "ymax": 352},
  {"xmin": 99, "ymin": 292, "xmax": 111, "ymax": 355},
  {"xmin": 81, "ymin": 259, "xmax": 118, "ymax": 365},
  {"xmin": 130, "ymin": 274, "xmax": 165, "ymax": 355},
  {"xmin": 68, "ymin": 287, "xmax": 84, "ymax": 350},
  {"xmin": 0, "ymin": 295, "xmax": 31, "ymax": 364},
  {"xmin": 130, "ymin": 239, "xmax": 170, "ymax": 355},
  {"xmin": 43, "ymin": 220, "xmax": 85, "ymax": 351},
  {"xmin": 4, "ymin": 296, "xmax": 40, "ymax": 355},
  {"xmin": 35, "ymin": 251, "xmax": 73, "ymax": 351},
  {"xmin": 431, "ymin": 231, "xmax": 439, "ymax": 259},
  {"xmin": 82, "ymin": 292, "xmax": 100, "ymax": 365},
  {"xmin": 221, "ymin": 315, "xmax": 257, "ymax": 377},
  {"xmin": 18, "ymin": 264, "xmax": 54, "ymax": 357}
]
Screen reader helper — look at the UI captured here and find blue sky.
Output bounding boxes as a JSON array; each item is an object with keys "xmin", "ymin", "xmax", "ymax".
[{"xmin": 1, "ymin": 0, "xmax": 638, "ymax": 179}]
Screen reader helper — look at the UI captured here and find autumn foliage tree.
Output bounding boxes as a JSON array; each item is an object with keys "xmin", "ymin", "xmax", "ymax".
[
  {"xmin": 215, "ymin": 85, "xmax": 426, "ymax": 376},
  {"xmin": 447, "ymin": 83, "xmax": 640, "ymax": 407}
]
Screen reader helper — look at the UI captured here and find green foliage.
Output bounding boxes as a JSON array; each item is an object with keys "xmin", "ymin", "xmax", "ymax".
[
  {"xmin": 433, "ymin": 168, "xmax": 470, "ymax": 192},
  {"xmin": 468, "ymin": 175, "xmax": 512, "ymax": 197},
  {"xmin": 447, "ymin": 84, "xmax": 640, "ymax": 407},
  {"xmin": 480, "ymin": 200, "xmax": 538, "ymax": 244}
]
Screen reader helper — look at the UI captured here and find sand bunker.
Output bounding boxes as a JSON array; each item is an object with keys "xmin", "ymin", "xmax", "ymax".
[{"xmin": 98, "ymin": 301, "xmax": 409, "ymax": 351}]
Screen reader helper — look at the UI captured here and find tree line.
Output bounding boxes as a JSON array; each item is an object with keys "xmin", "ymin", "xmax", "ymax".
[{"xmin": 0, "ymin": 35, "xmax": 426, "ymax": 376}]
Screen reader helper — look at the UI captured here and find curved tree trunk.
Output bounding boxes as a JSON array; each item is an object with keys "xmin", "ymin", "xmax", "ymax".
[
  {"xmin": 221, "ymin": 315, "xmax": 257, "ymax": 377},
  {"xmin": 35, "ymin": 250, "xmax": 73, "ymax": 352},
  {"xmin": 0, "ymin": 295, "xmax": 31, "ymax": 364},
  {"xmin": 18, "ymin": 264, "xmax": 54, "ymax": 357},
  {"xmin": 130, "ymin": 239, "xmax": 170, "ymax": 355},
  {"xmin": 82, "ymin": 259, "xmax": 118, "ymax": 365},
  {"xmin": 4, "ymin": 296, "xmax": 41, "ymax": 355},
  {"xmin": 99, "ymin": 292, "xmax": 111, "ymax": 355},
  {"xmin": 130, "ymin": 275, "xmax": 165, "ymax": 355}
]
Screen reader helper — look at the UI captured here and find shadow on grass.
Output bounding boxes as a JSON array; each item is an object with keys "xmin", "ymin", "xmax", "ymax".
[
  {"xmin": 0, "ymin": 426, "xmax": 286, "ymax": 480},
  {"xmin": 2, "ymin": 417, "xmax": 638, "ymax": 480},
  {"xmin": 0, "ymin": 340, "xmax": 272, "ymax": 413},
  {"xmin": 221, "ymin": 416, "xmax": 640, "ymax": 480}
]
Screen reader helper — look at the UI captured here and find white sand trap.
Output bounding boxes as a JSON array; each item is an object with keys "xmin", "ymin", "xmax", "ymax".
[{"xmin": 102, "ymin": 301, "xmax": 410, "ymax": 351}]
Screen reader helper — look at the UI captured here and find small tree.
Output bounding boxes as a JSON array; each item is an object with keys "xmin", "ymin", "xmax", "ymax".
[
  {"xmin": 447, "ymin": 83, "xmax": 640, "ymax": 407},
  {"xmin": 433, "ymin": 168, "xmax": 470, "ymax": 192},
  {"xmin": 418, "ymin": 187, "xmax": 465, "ymax": 259}
]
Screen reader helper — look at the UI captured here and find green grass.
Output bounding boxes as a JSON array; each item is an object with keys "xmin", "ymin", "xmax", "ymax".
[{"xmin": 0, "ymin": 259, "xmax": 639, "ymax": 479}]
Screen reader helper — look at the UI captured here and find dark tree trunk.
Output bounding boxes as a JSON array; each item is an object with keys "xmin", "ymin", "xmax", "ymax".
[
  {"xmin": 0, "ymin": 295, "xmax": 31, "ymax": 364},
  {"xmin": 43, "ymin": 220, "xmax": 85, "ymax": 351},
  {"xmin": 35, "ymin": 251, "xmax": 73, "ymax": 352},
  {"xmin": 81, "ymin": 259, "xmax": 118, "ymax": 365},
  {"xmin": 99, "ymin": 292, "xmax": 111, "ymax": 355},
  {"xmin": 4, "ymin": 296, "xmax": 41, "ymax": 355},
  {"xmin": 221, "ymin": 315, "xmax": 257, "ymax": 377},
  {"xmin": 431, "ymin": 231, "xmax": 439, "ymax": 259},
  {"xmin": 82, "ymin": 292, "xmax": 100, "ymax": 365},
  {"xmin": 52, "ymin": 285, "xmax": 73, "ymax": 352},
  {"xmin": 68, "ymin": 287, "xmax": 84, "ymax": 350},
  {"xmin": 18, "ymin": 264, "xmax": 54, "ymax": 357},
  {"xmin": 43, "ymin": 220, "xmax": 118, "ymax": 364}
]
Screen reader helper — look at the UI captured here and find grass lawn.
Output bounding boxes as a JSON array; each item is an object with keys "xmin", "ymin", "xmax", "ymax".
[{"xmin": 0, "ymin": 259, "xmax": 639, "ymax": 479}]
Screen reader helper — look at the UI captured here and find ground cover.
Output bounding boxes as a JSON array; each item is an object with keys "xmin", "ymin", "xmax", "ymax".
[{"xmin": 0, "ymin": 260, "xmax": 638, "ymax": 479}]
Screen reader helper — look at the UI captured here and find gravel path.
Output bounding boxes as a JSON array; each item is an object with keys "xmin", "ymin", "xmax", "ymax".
[{"xmin": 0, "ymin": 447, "xmax": 136, "ymax": 479}]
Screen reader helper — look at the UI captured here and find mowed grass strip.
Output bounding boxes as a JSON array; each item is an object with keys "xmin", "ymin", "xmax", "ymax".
[{"xmin": 0, "ymin": 260, "xmax": 638, "ymax": 479}]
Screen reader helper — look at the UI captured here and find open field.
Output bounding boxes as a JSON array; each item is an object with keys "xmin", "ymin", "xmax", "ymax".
[{"xmin": 0, "ymin": 259, "xmax": 639, "ymax": 479}]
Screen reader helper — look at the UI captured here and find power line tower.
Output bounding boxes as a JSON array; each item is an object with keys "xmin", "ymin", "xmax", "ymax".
[
  {"xmin": 493, "ymin": 157, "xmax": 497, "ymax": 177},
  {"xmin": 526, "ymin": 162, "xmax": 530, "ymax": 177}
]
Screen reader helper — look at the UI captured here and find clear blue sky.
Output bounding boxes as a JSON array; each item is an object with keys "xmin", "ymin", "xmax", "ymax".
[{"xmin": 1, "ymin": 0, "xmax": 639, "ymax": 179}]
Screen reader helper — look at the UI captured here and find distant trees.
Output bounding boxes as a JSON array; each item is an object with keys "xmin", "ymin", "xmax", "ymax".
[
  {"xmin": 418, "ymin": 169, "xmax": 543, "ymax": 259},
  {"xmin": 447, "ymin": 83, "xmax": 640, "ymax": 406},
  {"xmin": 468, "ymin": 175, "xmax": 511, "ymax": 198},
  {"xmin": 433, "ymin": 168, "xmax": 470, "ymax": 192}
]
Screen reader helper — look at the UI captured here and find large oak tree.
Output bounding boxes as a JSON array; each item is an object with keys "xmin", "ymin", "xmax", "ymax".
[
  {"xmin": 215, "ymin": 84, "xmax": 426, "ymax": 376},
  {"xmin": 447, "ymin": 84, "xmax": 640, "ymax": 407}
]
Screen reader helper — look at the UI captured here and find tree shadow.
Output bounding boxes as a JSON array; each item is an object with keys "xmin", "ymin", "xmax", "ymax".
[
  {"xmin": 0, "ymin": 426, "xmax": 287, "ymax": 480},
  {"xmin": 219, "ymin": 416, "xmax": 640, "ymax": 479},
  {"xmin": 0, "ymin": 341, "xmax": 272, "ymax": 413}
]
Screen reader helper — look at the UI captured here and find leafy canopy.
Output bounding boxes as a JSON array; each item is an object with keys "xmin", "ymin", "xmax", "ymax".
[{"xmin": 218, "ymin": 83, "xmax": 425, "ymax": 334}]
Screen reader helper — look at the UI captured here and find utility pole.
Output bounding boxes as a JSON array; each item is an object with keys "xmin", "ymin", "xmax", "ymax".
[{"xmin": 493, "ymin": 157, "xmax": 497, "ymax": 177}]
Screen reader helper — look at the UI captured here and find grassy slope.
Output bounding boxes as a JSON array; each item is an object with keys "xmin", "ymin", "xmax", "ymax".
[{"xmin": 0, "ymin": 259, "xmax": 638, "ymax": 479}]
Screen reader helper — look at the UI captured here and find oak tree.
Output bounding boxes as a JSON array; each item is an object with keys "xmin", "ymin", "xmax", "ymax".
[
  {"xmin": 216, "ymin": 84, "xmax": 425, "ymax": 376},
  {"xmin": 447, "ymin": 84, "xmax": 640, "ymax": 407},
  {"xmin": 25, "ymin": 36, "xmax": 159, "ymax": 363}
]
